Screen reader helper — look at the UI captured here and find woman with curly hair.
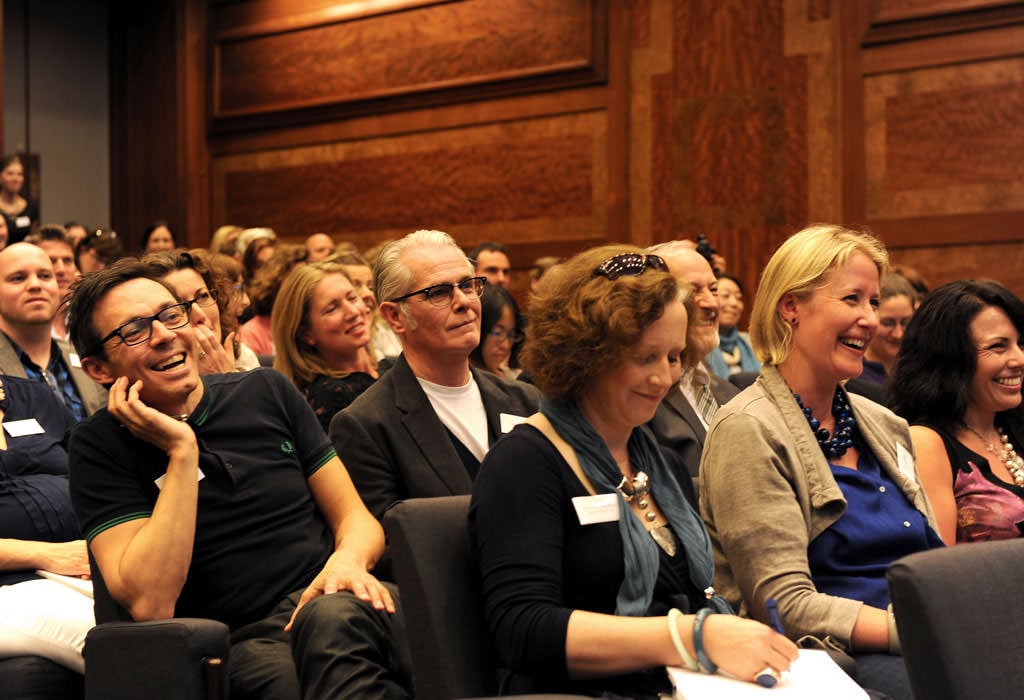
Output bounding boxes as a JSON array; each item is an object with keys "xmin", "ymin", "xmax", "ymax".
[{"xmin": 470, "ymin": 244, "xmax": 796, "ymax": 697}]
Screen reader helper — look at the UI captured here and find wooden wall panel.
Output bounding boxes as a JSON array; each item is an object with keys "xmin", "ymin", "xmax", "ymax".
[
  {"xmin": 212, "ymin": 112, "xmax": 608, "ymax": 262},
  {"xmin": 854, "ymin": 1, "xmax": 1024, "ymax": 296},
  {"xmin": 629, "ymin": 0, "xmax": 838, "ymax": 313},
  {"xmin": 211, "ymin": 0, "xmax": 606, "ymax": 131}
]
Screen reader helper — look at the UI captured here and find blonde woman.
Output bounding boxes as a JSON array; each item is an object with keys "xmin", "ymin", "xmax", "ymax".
[{"xmin": 272, "ymin": 261, "xmax": 379, "ymax": 432}]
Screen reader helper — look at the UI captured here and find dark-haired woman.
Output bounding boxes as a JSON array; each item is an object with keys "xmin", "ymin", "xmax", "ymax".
[
  {"xmin": 470, "ymin": 285, "xmax": 523, "ymax": 379},
  {"xmin": 891, "ymin": 279, "xmax": 1024, "ymax": 545},
  {"xmin": 0, "ymin": 155, "xmax": 38, "ymax": 244},
  {"xmin": 707, "ymin": 273, "xmax": 759, "ymax": 379},
  {"xmin": 471, "ymin": 245, "xmax": 796, "ymax": 698}
]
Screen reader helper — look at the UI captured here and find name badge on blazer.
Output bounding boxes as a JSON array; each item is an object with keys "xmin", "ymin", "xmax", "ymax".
[
  {"xmin": 572, "ymin": 493, "xmax": 620, "ymax": 525},
  {"xmin": 500, "ymin": 412, "xmax": 527, "ymax": 434},
  {"xmin": 896, "ymin": 442, "xmax": 916, "ymax": 481},
  {"xmin": 5, "ymin": 418, "xmax": 45, "ymax": 436},
  {"xmin": 68, "ymin": 352, "xmax": 82, "ymax": 368}
]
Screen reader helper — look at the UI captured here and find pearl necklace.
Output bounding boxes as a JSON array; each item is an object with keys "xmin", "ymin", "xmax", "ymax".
[
  {"xmin": 965, "ymin": 425, "xmax": 1024, "ymax": 487},
  {"xmin": 793, "ymin": 388, "xmax": 858, "ymax": 460}
]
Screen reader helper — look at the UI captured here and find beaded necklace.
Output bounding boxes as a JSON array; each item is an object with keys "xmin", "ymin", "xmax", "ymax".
[
  {"xmin": 964, "ymin": 424, "xmax": 1024, "ymax": 488},
  {"xmin": 793, "ymin": 388, "xmax": 858, "ymax": 460}
]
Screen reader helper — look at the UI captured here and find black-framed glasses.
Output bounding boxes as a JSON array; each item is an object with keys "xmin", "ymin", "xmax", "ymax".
[
  {"xmin": 487, "ymin": 328, "xmax": 524, "ymax": 344},
  {"xmin": 95, "ymin": 301, "xmax": 192, "ymax": 352},
  {"xmin": 187, "ymin": 289, "xmax": 218, "ymax": 308},
  {"xmin": 593, "ymin": 253, "xmax": 668, "ymax": 280},
  {"xmin": 390, "ymin": 276, "xmax": 487, "ymax": 307}
]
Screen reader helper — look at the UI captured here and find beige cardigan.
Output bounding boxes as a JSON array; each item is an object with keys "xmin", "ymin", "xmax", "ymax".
[{"xmin": 699, "ymin": 364, "xmax": 937, "ymax": 649}]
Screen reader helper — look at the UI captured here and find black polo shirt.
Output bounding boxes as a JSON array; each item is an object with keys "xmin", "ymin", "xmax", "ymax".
[{"xmin": 69, "ymin": 369, "xmax": 336, "ymax": 630}]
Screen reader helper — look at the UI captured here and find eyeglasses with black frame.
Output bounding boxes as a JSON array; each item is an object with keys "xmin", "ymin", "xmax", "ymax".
[
  {"xmin": 487, "ymin": 328, "xmax": 524, "ymax": 344},
  {"xmin": 93, "ymin": 301, "xmax": 193, "ymax": 354},
  {"xmin": 389, "ymin": 276, "xmax": 487, "ymax": 307},
  {"xmin": 187, "ymin": 289, "xmax": 218, "ymax": 308},
  {"xmin": 592, "ymin": 253, "xmax": 668, "ymax": 280}
]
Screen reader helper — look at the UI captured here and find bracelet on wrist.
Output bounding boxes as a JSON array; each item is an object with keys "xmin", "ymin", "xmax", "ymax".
[
  {"xmin": 667, "ymin": 608, "xmax": 699, "ymax": 671},
  {"xmin": 692, "ymin": 607, "xmax": 718, "ymax": 674},
  {"xmin": 887, "ymin": 603, "xmax": 902, "ymax": 656}
]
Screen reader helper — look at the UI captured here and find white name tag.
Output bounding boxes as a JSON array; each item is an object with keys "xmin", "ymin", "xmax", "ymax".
[
  {"xmin": 572, "ymin": 493, "xmax": 620, "ymax": 525},
  {"xmin": 14, "ymin": 215, "xmax": 30, "ymax": 228},
  {"xmin": 154, "ymin": 466, "xmax": 205, "ymax": 491},
  {"xmin": 68, "ymin": 352, "xmax": 82, "ymax": 368},
  {"xmin": 499, "ymin": 412, "xmax": 527, "ymax": 434},
  {"xmin": 5, "ymin": 418, "xmax": 45, "ymax": 436},
  {"xmin": 896, "ymin": 442, "xmax": 916, "ymax": 481}
]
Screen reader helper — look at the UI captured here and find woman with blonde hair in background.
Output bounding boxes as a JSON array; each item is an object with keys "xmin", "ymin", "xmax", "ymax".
[{"xmin": 272, "ymin": 261, "xmax": 378, "ymax": 432}]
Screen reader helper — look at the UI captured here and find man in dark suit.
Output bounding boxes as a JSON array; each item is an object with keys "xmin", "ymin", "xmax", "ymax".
[
  {"xmin": 330, "ymin": 230, "xmax": 540, "ymax": 520},
  {"xmin": 647, "ymin": 241, "xmax": 738, "ymax": 479},
  {"xmin": 0, "ymin": 242, "xmax": 106, "ymax": 418}
]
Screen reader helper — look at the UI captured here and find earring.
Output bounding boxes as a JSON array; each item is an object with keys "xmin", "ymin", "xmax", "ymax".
[{"xmin": 790, "ymin": 317, "xmax": 798, "ymax": 325}]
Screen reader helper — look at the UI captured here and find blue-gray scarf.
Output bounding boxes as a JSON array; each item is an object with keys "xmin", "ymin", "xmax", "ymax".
[{"xmin": 540, "ymin": 397, "xmax": 731, "ymax": 616}]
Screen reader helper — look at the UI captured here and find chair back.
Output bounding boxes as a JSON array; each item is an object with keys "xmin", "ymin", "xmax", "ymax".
[
  {"xmin": 384, "ymin": 496, "xmax": 497, "ymax": 700},
  {"xmin": 887, "ymin": 538, "xmax": 1024, "ymax": 700}
]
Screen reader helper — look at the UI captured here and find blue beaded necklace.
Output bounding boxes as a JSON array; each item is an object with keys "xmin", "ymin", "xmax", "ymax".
[{"xmin": 793, "ymin": 388, "xmax": 858, "ymax": 459}]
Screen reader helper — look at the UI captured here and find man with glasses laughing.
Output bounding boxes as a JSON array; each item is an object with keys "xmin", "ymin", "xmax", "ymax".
[
  {"xmin": 65, "ymin": 260, "xmax": 413, "ymax": 699},
  {"xmin": 330, "ymin": 230, "xmax": 539, "ymax": 522}
]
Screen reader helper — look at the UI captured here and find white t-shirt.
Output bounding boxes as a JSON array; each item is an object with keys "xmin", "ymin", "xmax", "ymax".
[{"xmin": 417, "ymin": 375, "xmax": 489, "ymax": 462}]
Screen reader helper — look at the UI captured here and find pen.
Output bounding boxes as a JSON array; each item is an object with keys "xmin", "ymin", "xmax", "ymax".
[{"xmin": 755, "ymin": 599, "xmax": 786, "ymax": 688}]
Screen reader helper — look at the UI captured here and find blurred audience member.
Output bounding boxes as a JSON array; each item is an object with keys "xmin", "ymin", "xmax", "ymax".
[
  {"xmin": 240, "ymin": 244, "xmax": 308, "ymax": 356},
  {"xmin": 273, "ymin": 261, "xmax": 379, "ymax": 432},
  {"xmin": 241, "ymin": 235, "xmax": 277, "ymax": 287},
  {"xmin": 707, "ymin": 273, "xmax": 759, "ymax": 379},
  {"xmin": 335, "ymin": 252, "xmax": 401, "ymax": 363},
  {"xmin": 75, "ymin": 228, "xmax": 124, "ymax": 274},
  {"xmin": 305, "ymin": 233, "xmax": 335, "ymax": 262},
  {"xmin": 529, "ymin": 255, "xmax": 561, "ymax": 292},
  {"xmin": 208, "ymin": 224, "xmax": 243, "ymax": 257},
  {"xmin": 647, "ymin": 241, "xmax": 736, "ymax": 479},
  {"xmin": 25, "ymin": 225, "xmax": 79, "ymax": 341},
  {"xmin": 470, "ymin": 285, "xmax": 523, "ymax": 380},
  {"xmin": 63, "ymin": 222, "xmax": 89, "ymax": 250},
  {"xmin": 140, "ymin": 221, "xmax": 178, "ymax": 255},
  {"xmin": 860, "ymin": 273, "xmax": 917, "ymax": 386},
  {"xmin": 0, "ymin": 375, "xmax": 93, "ymax": 674},
  {"xmin": 889, "ymin": 264, "xmax": 929, "ymax": 299},
  {"xmin": 144, "ymin": 250, "xmax": 259, "ymax": 373},
  {"xmin": 0, "ymin": 243, "xmax": 106, "ymax": 418},
  {"xmin": 892, "ymin": 280, "xmax": 1024, "ymax": 545},
  {"xmin": 0, "ymin": 155, "xmax": 37, "ymax": 245},
  {"xmin": 470, "ymin": 241, "xmax": 511, "ymax": 289}
]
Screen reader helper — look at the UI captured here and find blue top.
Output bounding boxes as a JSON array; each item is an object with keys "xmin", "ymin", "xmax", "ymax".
[
  {"xmin": 807, "ymin": 449, "xmax": 943, "ymax": 609},
  {"xmin": 707, "ymin": 327, "xmax": 760, "ymax": 380},
  {"xmin": 857, "ymin": 358, "xmax": 888, "ymax": 387},
  {"xmin": 4, "ymin": 333, "xmax": 87, "ymax": 421},
  {"xmin": 0, "ymin": 374, "xmax": 79, "ymax": 586}
]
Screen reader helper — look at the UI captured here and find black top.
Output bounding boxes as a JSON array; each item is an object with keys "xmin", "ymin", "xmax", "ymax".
[
  {"xmin": 0, "ymin": 375, "xmax": 78, "ymax": 586},
  {"xmin": 4, "ymin": 200, "xmax": 38, "ymax": 245},
  {"xmin": 470, "ymin": 424, "xmax": 702, "ymax": 697},
  {"xmin": 306, "ymin": 371, "xmax": 376, "ymax": 433},
  {"xmin": 69, "ymin": 369, "xmax": 337, "ymax": 629}
]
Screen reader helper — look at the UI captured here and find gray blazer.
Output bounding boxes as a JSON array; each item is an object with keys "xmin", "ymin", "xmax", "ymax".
[
  {"xmin": 329, "ymin": 354, "xmax": 541, "ymax": 520},
  {"xmin": 648, "ymin": 371, "xmax": 739, "ymax": 477},
  {"xmin": 0, "ymin": 334, "xmax": 107, "ymax": 416}
]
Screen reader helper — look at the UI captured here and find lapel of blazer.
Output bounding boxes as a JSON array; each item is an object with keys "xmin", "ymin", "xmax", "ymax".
[
  {"xmin": 665, "ymin": 383, "xmax": 707, "ymax": 443},
  {"xmin": 0, "ymin": 333, "xmax": 29, "ymax": 379},
  {"xmin": 56, "ymin": 339, "xmax": 104, "ymax": 416},
  {"xmin": 391, "ymin": 355, "xmax": 474, "ymax": 494}
]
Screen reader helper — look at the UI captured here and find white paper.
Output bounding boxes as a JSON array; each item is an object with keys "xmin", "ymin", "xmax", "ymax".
[
  {"xmin": 154, "ymin": 466, "xmax": 205, "ymax": 491},
  {"xmin": 668, "ymin": 649, "xmax": 868, "ymax": 699},
  {"xmin": 5, "ymin": 418, "xmax": 45, "ymax": 437},
  {"xmin": 34, "ymin": 570, "xmax": 94, "ymax": 599},
  {"xmin": 500, "ymin": 412, "xmax": 528, "ymax": 433},
  {"xmin": 571, "ymin": 493, "xmax": 620, "ymax": 525}
]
